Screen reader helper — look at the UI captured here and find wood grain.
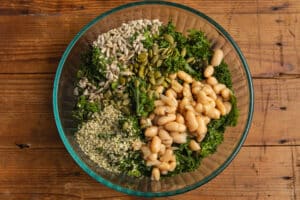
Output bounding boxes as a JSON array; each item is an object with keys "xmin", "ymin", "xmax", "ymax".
[
  {"xmin": 0, "ymin": 13, "xmax": 299, "ymax": 76},
  {"xmin": 0, "ymin": 0, "xmax": 299, "ymax": 199},
  {"xmin": 0, "ymin": 147, "xmax": 295, "ymax": 199},
  {"xmin": 0, "ymin": 0, "xmax": 300, "ymax": 15}
]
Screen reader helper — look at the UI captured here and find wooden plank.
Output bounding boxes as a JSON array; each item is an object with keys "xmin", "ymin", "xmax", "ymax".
[
  {"xmin": 1, "ymin": 74, "xmax": 300, "ymax": 147},
  {"xmin": 247, "ymin": 78, "xmax": 300, "ymax": 146},
  {"xmin": 0, "ymin": 146, "xmax": 295, "ymax": 199},
  {"xmin": 0, "ymin": 0, "xmax": 299, "ymax": 15},
  {"xmin": 0, "ymin": 13, "xmax": 299, "ymax": 76},
  {"xmin": 293, "ymin": 146, "xmax": 300, "ymax": 199}
]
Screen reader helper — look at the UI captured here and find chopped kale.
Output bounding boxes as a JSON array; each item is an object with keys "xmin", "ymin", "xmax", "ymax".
[
  {"xmin": 128, "ymin": 78, "xmax": 155, "ymax": 117},
  {"xmin": 119, "ymin": 151, "xmax": 151, "ymax": 178},
  {"xmin": 214, "ymin": 61, "xmax": 233, "ymax": 89},
  {"xmin": 78, "ymin": 46, "xmax": 107, "ymax": 84},
  {"xmin": 72, "ymin": 95, "xmax": 100, "ymax": 123}
]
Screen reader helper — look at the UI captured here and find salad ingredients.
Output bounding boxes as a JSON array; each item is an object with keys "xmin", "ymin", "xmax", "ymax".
[{"xmin": 73, "ymin": 19, "xmax": 239, "ymax": 181}]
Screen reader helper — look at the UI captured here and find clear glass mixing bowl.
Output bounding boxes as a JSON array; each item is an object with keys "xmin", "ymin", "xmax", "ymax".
[{"xmin": 53, "ymin": 1, "xmax": 254, "ymax": 197}]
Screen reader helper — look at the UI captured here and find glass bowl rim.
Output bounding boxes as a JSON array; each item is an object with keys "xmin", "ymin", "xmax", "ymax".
[{"xmin": 52, "ymin": 0, "xmax": 254, "ymax": 197}]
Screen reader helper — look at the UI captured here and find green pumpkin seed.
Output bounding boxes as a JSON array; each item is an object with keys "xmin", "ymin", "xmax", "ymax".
[
  {"xmin": 148, "ymin": 49, "xmax": 153, "ymax": 58},
  {"xmin": 142, "ymin": 58, "xmax": 148, "ymax": 66},
  {"xmin": 138, "ymin": 52, "xmax": 148, "ymax": 62},
  {"xmin": 134, "ymin": 63, "xmax": 139, "ymax": 68},
  {"xmin": 166, "ymin": 48, "xmax": 173, "ymax": 56},
  {"xmin": 134, "ymin": 79, "xmax": 140, "ymax": 88},
  {"xmin": 149, "ymin": 76, "xmax": 156, "ymax": 85},
  {"xmin": 156, "ymin": 59, "xmax": 163, "ymax": 67},
  {"xmin": 152, "ymin": 43, "xmax": 159, "ymax": 55},
  {"xmin": 164, "ymin": 34, "xmax": 174, "ymax": 44},
  {"xmin": 156, "ymin": 77, "xmax": 164, "ymax": 85},
  {"xmin": 181, "ymin": 47, "xmax": 186, "ymax": 57},
  {"xmin": 119, "ymin": 77, "xmax": 126, "ymax": 85},
  {"xmin": 186, "ymin": 57, "xmax": 195, "ymax": 63},
  {"xmin": 165, "ymin": 77, "xmax": 171, "ymax": 83},
  {"xmin": 151, "ymin": 55, "xmax": 159, "ymax": 65},
  {"xmin": 162, "ymin": 48, "xmax": 169, "ymax": 56},
  {"xmin": 138, "ymin": 65, "xmax": 145, "ymax": 78},
  {"xmin": 162, "ymin": 81, "xmax": 169, "ymax": 88},
  {"xmin": 155, "ymin": 71, "xmax": 161, "ymax": 78},
  {"xmin": 160, "ymin": 54, "xmax": 168, "ymax": 60}
]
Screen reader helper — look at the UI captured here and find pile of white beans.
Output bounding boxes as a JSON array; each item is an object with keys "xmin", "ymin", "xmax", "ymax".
[{"xmin": 135, "ymin": 49, "xmax": 233, "ymax": 181}]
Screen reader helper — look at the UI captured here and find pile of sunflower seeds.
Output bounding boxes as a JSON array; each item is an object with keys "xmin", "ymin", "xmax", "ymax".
[
  {"xmin": 74, "ymin": 19, "xmax": 163, "ymax": 103},
  {"xmin": 93, "ymin": 19, "xmax": 162, "ymax": 64}
]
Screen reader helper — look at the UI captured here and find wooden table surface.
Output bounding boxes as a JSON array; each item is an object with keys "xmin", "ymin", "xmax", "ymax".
[{"xmin": 1, "ymin": 0, "xmax": 300, "ymax": 199}]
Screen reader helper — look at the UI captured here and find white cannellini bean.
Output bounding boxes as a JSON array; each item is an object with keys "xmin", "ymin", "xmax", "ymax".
[
  {"xmin": 207, "ymin": 76, "xmax": 218, "ymax": 86},
  {"xmin": 169, "ymin": 161, "xmax": 176, "ymax": 171},
  {"xmin": 211, "ymin": 49, "xmax": 224, "ymax": 67},
  {"xmin": 171, "ymin": 79, "xmax": 183, "ymax": 93},
  {"xmin": 196, "ymin": 116, "xmax": 207, "ymax": 142},
  {"xmin": 154, "ymin": 100, "xmax": 165, "ymax": 107},
  {"xmin": 156, "ymin": 85, "xmax": 164, "ymax": 94},
  {"xmin": 165, "ymin": 106, "xmax": 176, "ymax": 114},
  {"xmin": 203, "ymin": 84, "xmax": 217, "ymax": 100},
  {"xmin": 192, "ymin": 80, "xmax": 203, "ymax": 88},
  {"xmin": 158, "ymin": 129, "xmax": 172, "ymax": 141},
  {"xmin": 151, "ymin": 167, "xmax": 160, "ymax": 181},
  {"xmin": 203, "ymin": 104, "xmax": 213, "ymax": 114},
  {"xmin": 195, "ymin": 103, "xmax": 203, "ymax": 113},
  {"xmin": 158, "ymin": 144, "xmax": 166, "ymax": 155},
  {"xmin": 170, "ymin": 132, "xmax": 187, "ymax": 144},
  {"xmin": 160, "ymin": 149, "xmax": 173, "ymax": 162},
  {"xmin": 169, "ymin": 73, "xmax": 177, "ymax": 80},
  {"xmin": 151, "ymin": 136, "xmax": 162, "ymax": 153},
  {"xmin": 206, "ymin": 108, "xmax": 221, "ymax": 119},
  {"xmin": 224, "ymin": 101, "xmax": 232, "ymax": 114},
  {"xmin": 185, "ymin": 104, "xmax": 196, "ymax": 113},
  {"xmin": 164, "ymin": 122, "xmax": 187, "ymax": 132},
  {"xmin": 216, "ymin": 98, "xmax": 227, "ymax": 115},
  {"xmin": 213, "ymin": 83, "xmax": 226, "ymax": 94},
  {"xmin": 147, "ymin": 160, "xmax": 161, "ymax": 167},
  {"xmin": 204, "ymin": 65, "xmax": 214, "ymax": 78},
  {"xmin": 197, "ymin": 91, "xmax": 212, "ymax": 104},
  {"xmin": 141, "ymin": 145, "xmax": 151, "ymax": 159},
  {"xmin": 160, "ymin": 94, "xmax": 178, "ymax": 107},
  {"xmin": 177, "ymin": 70, "xmax": 193, "ymax": 83},
  {"xmin": 154, "ymin": 106, "xmax": 166, "ymax": 115},
  {"xmin": 148, "ymin": 153, "xmax": 158, "ymax": 161},
  {"xmin": 149, "ymin": 113, "xmax": 155, "ymax": 120},
  {"xmin": 179, "ymin": 98, "xmax": 190, "ymax": 113},
  {"xmin": 203, "ymin": 116, "xmax": 211, "ymax": 125},
  {"xmin": 191, "ymin": 86, "xmax": 202, "ymax": 95},
  {"xmin": 189, "ymin": 140, "xmax": 201, "ymax": 151},
  {"xmin": 185, "ymin": 110, "xmax": 198, "ymax": 132},
  {"xmin": 183, "ymin": 83, "xmax": 192, "ymax": 99},
  {"xmin": 158, "ymin": 162, "xmax": 170, "ymax": 171},
  {"xmin": 221, "ymin": 88, "xmax": 231, "ymax": 100},
  {"xmin": 157, "ymin": 114, "xmax": 176, "ymax": 126},
  {"xmin": 145, "ymin": 126, "xmax": 158, "ymax": 137},
  {"xmin": 165, "ymin": 89, "xmax": 177, "ymax": 99},
  {"xmin": 176, "ymin": 113, "xmax": 185, "ymax": 124}
]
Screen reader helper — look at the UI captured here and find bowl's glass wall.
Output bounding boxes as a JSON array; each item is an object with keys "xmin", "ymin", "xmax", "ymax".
[{"xmin": 56, "ymin": 3, "xmax": 252, "ymax": 194}]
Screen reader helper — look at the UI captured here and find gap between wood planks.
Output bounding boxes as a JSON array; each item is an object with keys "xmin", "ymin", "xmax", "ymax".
[{"xmin": 0, "ymin": 0, "xmax": 299, "ymax": 15}]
